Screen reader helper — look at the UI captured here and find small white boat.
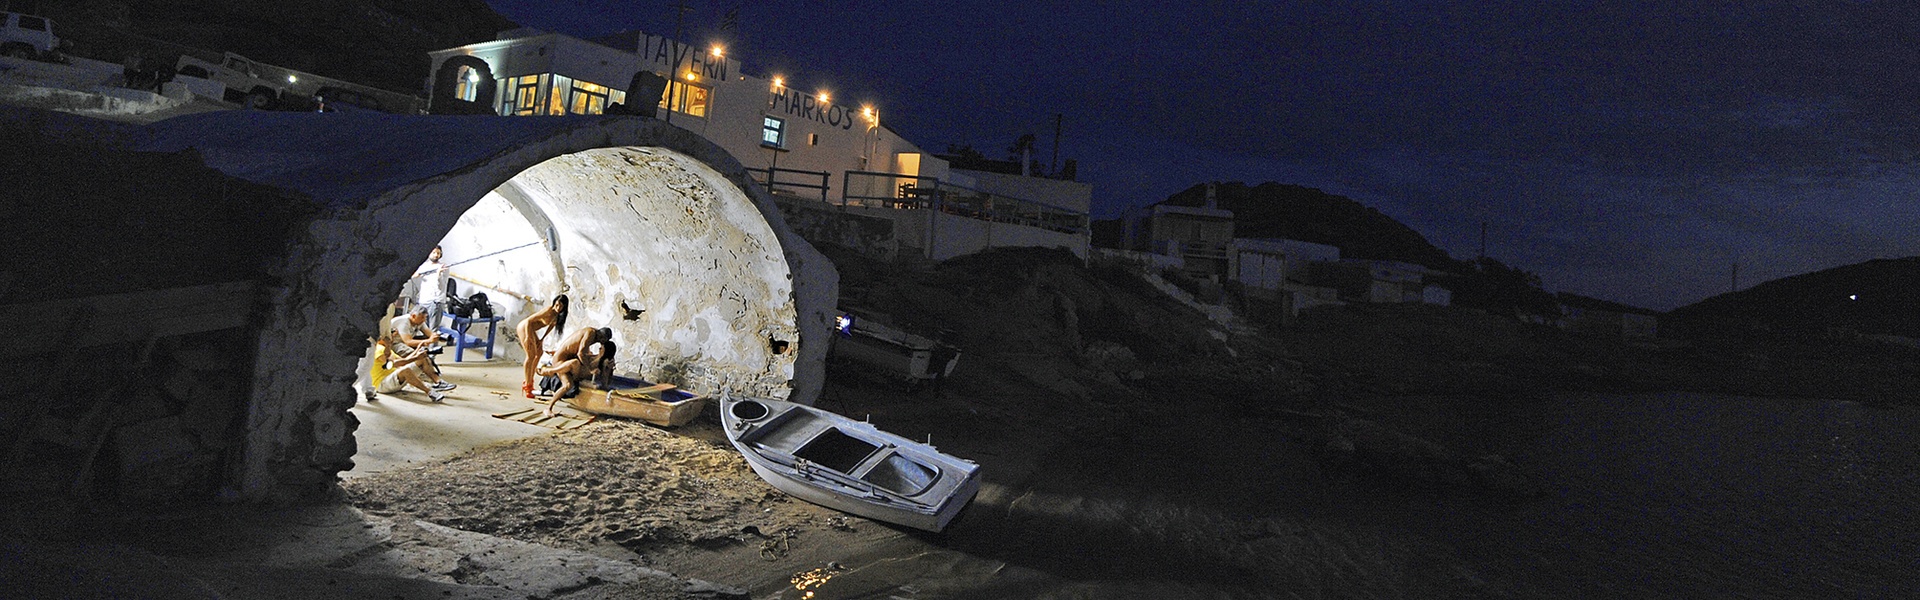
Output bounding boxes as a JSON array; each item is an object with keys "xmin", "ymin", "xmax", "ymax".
[
  {"xmin": 831, "ymin": 308, "xmax": 960, "ymax": 389},
  {"xmin": 721, "ymin": 395, "xmax": 981, "ymax": 532}
]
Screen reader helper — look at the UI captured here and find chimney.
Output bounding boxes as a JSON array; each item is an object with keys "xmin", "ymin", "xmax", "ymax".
[{"xmin": 1205, "ymin": 182, "xmax": 1217, "ymax": 209}]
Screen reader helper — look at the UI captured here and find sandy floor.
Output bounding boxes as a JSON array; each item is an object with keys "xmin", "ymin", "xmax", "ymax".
[{"xmin": 348, "ymin": 357, "xmax": 587, "ymax": 478}]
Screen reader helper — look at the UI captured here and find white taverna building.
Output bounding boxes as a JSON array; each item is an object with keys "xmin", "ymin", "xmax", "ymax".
[{"xmin": 426, "ymin": 29, "xmax": 1090, "ymax": 264}]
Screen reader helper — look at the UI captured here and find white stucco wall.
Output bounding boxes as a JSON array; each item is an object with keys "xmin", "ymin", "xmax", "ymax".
[
  {"xmin": 927, "ymin": 210, "xmax": 1090, "ymax": 262},
  {"xmin": 506, "ymin": 147, "xmax": 802, "ymax": 394}
]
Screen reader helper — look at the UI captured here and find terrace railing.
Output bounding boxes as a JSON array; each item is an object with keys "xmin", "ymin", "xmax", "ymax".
[
  {"xmin": 746, "ymin": 166, "xmax": 831, "ymax": 203},
  {"xmin": 839, "ymin": 170, "xmax": 1087, "ymax": 234},
  {"xmin": 842, "ymin": 170, "xmax": 941, "ymax": 209},
  {"xmin": 929, "ymin": 181, "xmax": 1089, "ymax": 235}
]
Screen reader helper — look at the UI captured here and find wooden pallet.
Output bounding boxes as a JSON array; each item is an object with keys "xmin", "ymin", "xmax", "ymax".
[{"xmin": 489, "ymin": 407, "xmax": 595, "ymax": 430}]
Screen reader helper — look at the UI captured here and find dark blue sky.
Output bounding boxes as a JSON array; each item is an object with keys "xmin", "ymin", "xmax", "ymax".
[{"xmin": 484, "ymin": 0, "xmax": 1920, "ymax": 311}]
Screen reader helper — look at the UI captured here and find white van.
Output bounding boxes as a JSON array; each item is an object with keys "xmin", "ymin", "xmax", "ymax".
[{"xmin": 1, "ymin": 12, "xmax": 59, "ymax": 61}]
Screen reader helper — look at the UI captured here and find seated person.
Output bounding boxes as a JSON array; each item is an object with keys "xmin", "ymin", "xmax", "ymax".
[
  {"xmin": 372, "ymin": 337, "xmax": 452, "ymax": 402},
  {"xmin": 388, "ymin": 305, "xmax": 450, "ymax": 382}
]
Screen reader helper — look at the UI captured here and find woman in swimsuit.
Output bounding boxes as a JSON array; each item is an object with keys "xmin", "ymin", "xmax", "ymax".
[{"xmin": 516, "ymin": 294, "xmax": 569, "ymax": 398}]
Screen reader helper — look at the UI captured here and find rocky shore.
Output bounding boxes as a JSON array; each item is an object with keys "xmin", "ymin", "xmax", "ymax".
[{"xmin": 10, "ymin": 246, "xmax": 1915, "ymax": 598}]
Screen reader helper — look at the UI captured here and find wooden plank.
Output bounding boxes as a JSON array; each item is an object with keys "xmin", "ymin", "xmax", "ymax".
[{"xmin": 0, "ymin": 281, "xmax": 258, "ymax": 357}]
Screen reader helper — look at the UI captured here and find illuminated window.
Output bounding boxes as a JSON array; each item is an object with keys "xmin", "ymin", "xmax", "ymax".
[
  {"xmin": 808, "ymin": 133, "xmax": 819, "ymax": 146},
  {"xmin": 502, "ymin": 74, "xmax": 543, "ymax": 116},
  {"xmin": 546, "ymin": 74, "xmax": 571, "ymax": 115},
  {"xmin": 661, "ymin": 81, "xmax": 711, "ymax": 117},
  {"xmin": 762, "ymin": 116, "xmax": 785, "ymax": 147},
  {"xmin": 568, "ymin": 79, "xmax": 615, "ymax": 115},
  {"xmin": 453, "ymin": 66, "xmax": 480, "ymax": 102}
]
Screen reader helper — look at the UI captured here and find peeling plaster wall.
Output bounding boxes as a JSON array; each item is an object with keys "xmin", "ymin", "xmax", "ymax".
[
  {"xmin": 510, "ymin": 147, "xmax": 801, "ymax": 395},
  {"xmin": 138, "ymin": 114, "xmax": 838, "ymax": 502},
  {"xmin": 437, "ymin": 190, "xmax": 559, "ymax": 353}
]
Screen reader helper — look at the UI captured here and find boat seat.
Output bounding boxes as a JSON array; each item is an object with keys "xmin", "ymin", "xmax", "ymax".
[
  {"xmin": 632, "ymin": 383, "xmax": 675, "ymax": 394},
  {"xmin": 608, "ymin": 382, "xmax": 674, "ymax": 399}
]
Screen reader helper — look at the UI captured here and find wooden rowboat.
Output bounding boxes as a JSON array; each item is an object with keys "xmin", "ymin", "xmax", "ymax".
[{"xmin": 563, "ymin": 377, "xmax": 707, "ymax": 427}]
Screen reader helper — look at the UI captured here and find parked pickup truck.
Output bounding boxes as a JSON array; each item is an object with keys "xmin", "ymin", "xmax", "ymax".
[
  {"xmin": 175, "ymin": 52, "xmax": 306, "ymax": 109},
  {"xmin": 1, "ymin": 11, "xmax": 65, "ymax": 63}
]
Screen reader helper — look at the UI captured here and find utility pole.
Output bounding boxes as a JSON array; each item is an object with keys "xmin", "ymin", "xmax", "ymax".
[
  {"xmin": 1050, "ymin": 113, "xmax": 1062, "ymax": 178},
  {"xmin": 665, "ymin": 0, "xmax": 693, "ymax": 126}
]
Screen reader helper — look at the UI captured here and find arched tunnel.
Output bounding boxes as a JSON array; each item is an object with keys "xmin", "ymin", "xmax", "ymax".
[{"xmin": 85, "ymin": 111, "xmax": 840, "ymax": 502}]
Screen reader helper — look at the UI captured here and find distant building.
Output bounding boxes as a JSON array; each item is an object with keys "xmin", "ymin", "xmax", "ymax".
[
  {"xmin": 1149, "ymin": 204, "xmax": 1233, "ymax": 279},
  {"xmin": 425, "ymin": 29, "xmax": 1088, "ymax": 263},
  {"xmin": 1557, "ymin": 292, "xmax": 1660, "ymax": 339},
  {"xmin": 1307, "ymin": 259, "xmax": 1450, "ymax": 306},
  {"xmin": 1229, "ymin": 237, "xmax": 1343, "ymax": 318},
  {"xmin": 1142, "ymin": 183, "xmax": 1234, "ymax": 280}
]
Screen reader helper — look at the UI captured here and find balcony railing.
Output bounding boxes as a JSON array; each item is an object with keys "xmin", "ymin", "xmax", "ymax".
[
  {"xmin": 843, "ymin": 170, "xmax": 942, "ymax": 209},
  {"xmin": 804, "ymin": 170, "xmax": 1091, "ymax": 237},
  {"xmin": 746, "ymin": 166, "xmax": 831, "ymax": 203},
  {"xmin": 929, "ymin": 181, "xmax": 1088, "ymax": 235}
]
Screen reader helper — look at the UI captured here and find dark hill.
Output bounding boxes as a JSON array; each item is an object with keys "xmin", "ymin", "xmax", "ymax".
[
  {"xmin": 1668, "ymin": 257, "xmax": 1920, "ymax": 337},
  {"xmin": 42, "ymin": 0, "xmax": 514, "ymax": 96},
  {"xmin": 1160, "ymin": 182, "xmax": 1461, "ymax": 272}
]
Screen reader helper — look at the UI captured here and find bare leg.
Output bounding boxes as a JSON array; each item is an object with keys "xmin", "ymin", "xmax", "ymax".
[
  {"xmin": 396, "ymin": 366, "xmax": 434, "ymax": 395},
  {"xmin": 540, "ymin": 367, "xmax": 580, "ymax": 417},
  {"xmin": 537, "ymin": 359, "xmax": 581, "ymax": 377},
  {"xmin": 519, "ymin": 333, "xmax": 541, "ymax": 398}
]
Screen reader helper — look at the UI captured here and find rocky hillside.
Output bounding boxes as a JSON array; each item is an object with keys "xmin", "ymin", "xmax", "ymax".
[
  {"xmin": 40, "ymin": 0, "xmax": 514, "ymax": 95},
  {"xmin": 1159, "ymin": 181, "xmax": 1461, "ymax": 272},
  {"xmin": 1668, "ymin": 257, "xmax": 1920, "ymax": 338}
]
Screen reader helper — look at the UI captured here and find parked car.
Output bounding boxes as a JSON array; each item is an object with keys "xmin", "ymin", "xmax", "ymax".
[
  {"xmin": 1, "ymin": 11, "xmax": 63, "ymax": 63},
  {"xmin": 313, "ymin": 85, "xmax": 389, "ymax": 113},
  {"xmin": 175, "ymin": 52, "xmax": 297, "ymax": 109}
]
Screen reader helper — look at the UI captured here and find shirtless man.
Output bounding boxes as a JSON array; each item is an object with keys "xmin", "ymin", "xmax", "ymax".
[
  {"xmin": 538, "ymin": 332, "xmax": 615, "ymax": 416},
  {"xmin": 516, "ymin": 294, "xmax": 569, "ymax": 398}
]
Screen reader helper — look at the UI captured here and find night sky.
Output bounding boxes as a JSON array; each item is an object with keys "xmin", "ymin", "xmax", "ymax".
[{"xmin": 484, "ymin": 1, "xmax": 1920, "ymax": 311}]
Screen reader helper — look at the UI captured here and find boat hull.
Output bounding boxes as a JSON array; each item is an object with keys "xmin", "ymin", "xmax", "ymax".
[
  {"xmin": 721, "ymin": 396, "xmax": 980, "ymax": 532},
  {"xmin": 564, "ymin": 379, "xmax": 706, "ymax": 427}
]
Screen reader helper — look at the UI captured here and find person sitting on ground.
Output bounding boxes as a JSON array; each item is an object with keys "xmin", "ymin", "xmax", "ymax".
[
  {"xmin": 371, "ymin": 337, "xmax": 449, "ymax": 402},
  {"xmin": 388, "ymin": 305, "xmax": 452, "ymax": 385},
  {"xmin": 539, "ymin": 338, "xmax": 616, "ymax": 417},
  {"xmin": 516, "ymin": 294, "xmax": 569, "ymax": 398}
]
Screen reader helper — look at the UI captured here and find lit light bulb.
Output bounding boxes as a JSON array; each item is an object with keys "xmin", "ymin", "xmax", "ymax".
[
  {"xmin": 818, "ymin": 91, "xmax": 830, "ymax": 103},
  {"xmin": 711, "ymin": 45, "xmax": 725, "ymax": 58}
]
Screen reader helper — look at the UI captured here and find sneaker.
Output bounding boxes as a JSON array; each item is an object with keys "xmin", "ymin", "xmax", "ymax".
[
  {"xmin": 429, "ymin": 390, "xmax": 446, "ymax": 403},
  {"xmin": 432, "ymin": 381, "xmax": 457, "ymax": 391},
  {"xmin": 364, "ymin": 391, "xmax": 378, "ymax": 402}
]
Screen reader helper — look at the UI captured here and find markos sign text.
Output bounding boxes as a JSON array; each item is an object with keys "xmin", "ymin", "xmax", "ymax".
[{"xmin": 769, "ymin": 90, "xmax": 853, "ymax": 130}]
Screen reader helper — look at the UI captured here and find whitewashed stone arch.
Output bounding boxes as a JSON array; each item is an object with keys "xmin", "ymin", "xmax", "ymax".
[{"xmin": 138, "ymin": 114, "xmax": 837, "ymax": 501}]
